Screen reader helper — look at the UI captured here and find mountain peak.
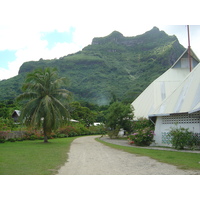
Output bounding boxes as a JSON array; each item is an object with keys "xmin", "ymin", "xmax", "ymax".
[
  {"xmin": 152, "ymin": 26, "xmax": 160, "ymax": 31},
  {"xmin": 109, "ymin": 31, "xmax": 124, "ymax": 37},
  {"xmin": 92, "ymin": 31, "xmax": 124, "ymax": 45}
]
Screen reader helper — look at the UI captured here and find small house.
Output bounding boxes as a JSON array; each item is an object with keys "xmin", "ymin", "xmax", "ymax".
[{"xmin": 11, "ymin": 110, "xmax": 21, "ymax": 122}]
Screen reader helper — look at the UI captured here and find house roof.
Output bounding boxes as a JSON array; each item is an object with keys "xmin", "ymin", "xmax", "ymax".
[
  {"xmin": 149, "ymin": 62, "xmax": 200, "ymax": 117},
  {"xmin": 131, "ymin": 48, "xmax": 200, "ymax": 119},
  {"xmin": 12, "ymin": 110, "xmax": 21, "ymax": 116},
  {"xmin": 171, "ymin": 48, "xmax": 199, "ymax": 69}
]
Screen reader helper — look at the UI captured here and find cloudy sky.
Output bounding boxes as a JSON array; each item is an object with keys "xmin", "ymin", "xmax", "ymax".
[{"xmin": 0, "ymin": 0, "xmax": 200, "ymax": 80}]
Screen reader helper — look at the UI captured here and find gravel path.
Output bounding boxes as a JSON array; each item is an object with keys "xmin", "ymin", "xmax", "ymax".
[
  {"xmin": 57, "ymin": 135, "xmax": 200, "ymax": 175},
  {"xmin": 100, "ymin": 136, "xmax": 200, "ymax": 153}
]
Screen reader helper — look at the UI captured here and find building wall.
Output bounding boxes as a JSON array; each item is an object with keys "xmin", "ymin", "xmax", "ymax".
[{"xmin": 153, "ymin": 112, "xmax": 200, "ymax": 146}]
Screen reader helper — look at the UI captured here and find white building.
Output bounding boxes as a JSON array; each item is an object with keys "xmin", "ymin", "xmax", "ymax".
[{"xmin": 131, "ymin": 49, "xmax": 200, "ymax": 146}]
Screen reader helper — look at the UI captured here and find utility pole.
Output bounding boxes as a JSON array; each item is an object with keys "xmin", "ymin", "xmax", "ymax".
[{"xmin": 187, "ymin": 25, "xmax": 192, "ymax": 72}]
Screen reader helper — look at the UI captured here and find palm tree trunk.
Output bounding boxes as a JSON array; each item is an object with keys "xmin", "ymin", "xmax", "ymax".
[
  {"xmin": 43, "ymin": 120, "xmax": 49, "ymax": 143},
  {"xmin": 44, "ymin": 133, "xmax": 48, "ymax": 143}
]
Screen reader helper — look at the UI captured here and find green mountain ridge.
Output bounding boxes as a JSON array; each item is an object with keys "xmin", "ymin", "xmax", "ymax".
[{"xmin": 0, "ymin": 27, "xmax": 185, "ymax": 105}]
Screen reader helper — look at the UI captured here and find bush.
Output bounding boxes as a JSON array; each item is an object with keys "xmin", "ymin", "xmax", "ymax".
[
  {"xmin": 187, "ymin": 133, "xmax": 200, "ymax": 150},
  {"xmin": 56, "ymin": 126, "xmax": 77, "ymax": 137},
  {"xmin": 128, "ymin": 127, "xmax": 155, "ymax": 146},
  {"xmin": 133, "ymin": 118, "xmax": 154, "ymax": 131},
  {"xmin": 38, "ymin": 136, "xmax": 44, "ymax": 140},
  {"xmin": 107, "ymin": 128, "xmax": 120, "ymax": 139},
  {"xmin": 73, "ymin": 124, "xmax": 91, "ymax": 136},
  {"xmin": 0, "ymin": 139, "xmax": 6, "ymax": 143},
  {"xmin": 0, "ymin": 131, "xmax": 9, "ymax": 140},
  {"xmin": 7, "ymin": 138, "xmax": 16, "ymax": 142},
  {"xmin": 29, "ymin": 135, "xmax": 38, "ymax": 140},
  {"xmin": 15, "ymin": 138, "xmax": 24, "ymax": 141},
  {"xmin": 57, "ymin": 134, "xmax": 67, "ymax": 138},
  {"xmin": 89, "ymin": 125, "xmax": 106, "ymax": 135},
  {"xmin": 169, "ymin": 126, "xmax": 200, "ymax": 150}
]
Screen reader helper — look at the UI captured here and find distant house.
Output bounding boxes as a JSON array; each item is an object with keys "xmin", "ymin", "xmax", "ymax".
[
  {"xmin": 70, "ymin": 119, "xmax": 79, "ymax": 123},
  {"xmin": 131, "ymin": 48, "xmax": 200, "ymax": 146},
  {"xmin": 11, "ymin": 110, "xmax": 21, "ymax": 122}
]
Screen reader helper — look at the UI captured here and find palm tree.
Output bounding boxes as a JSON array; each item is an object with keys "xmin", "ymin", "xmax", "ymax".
[{"xmin": 17, "ymin": 67, "xmax": 71, "ymax": 143}]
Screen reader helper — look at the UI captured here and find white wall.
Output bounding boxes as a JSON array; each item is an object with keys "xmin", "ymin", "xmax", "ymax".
[{"xmin": 153, "ymin": 113, "xmax": 200, "ymax": 146}]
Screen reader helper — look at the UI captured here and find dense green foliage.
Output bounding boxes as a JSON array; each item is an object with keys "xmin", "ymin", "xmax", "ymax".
[
  {"xmin": 16, "ymin": 68, "xmax": 71, "ymax": 142},
  {"xmin": 128, "ymin": 118, "xmax": 155, "ymax": 146},
  {"xmin": 0, "ymin": 100, "xmax": 20, "ymax": 118},
  {"xmin": 128, "ymin": 128, "xmax": 155, "ymax": 146},
  {"xmin": 169, "ymin": 126, "xmax": 200, "ymax": 150},
  {"xmin": 0, "ymin": 27, "xmax": 185, "ymax": 105},
  {"xmin": 105, "ymin": 101, "xmax": 134, "ymax": 137},
  {"xmin": 69, "ymin": 101, "xmax": 97, "ymax": 127}
]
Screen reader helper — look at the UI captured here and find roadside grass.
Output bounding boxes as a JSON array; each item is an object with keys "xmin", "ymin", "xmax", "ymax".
[
  {"xmin": 96, "ymin": 138, "xmax": 200, "ymax": 171},
  {"xmin": 0, "ymin": 137, "xmax": 76, "ymax": 175}
]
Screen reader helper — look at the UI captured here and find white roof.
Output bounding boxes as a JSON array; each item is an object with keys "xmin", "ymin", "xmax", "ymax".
[
  {"xmin": 13, "ymin": 110, "xmax": 21, "ymax": 116},
  {"xmin": 131, "ymin": 48, "xmax": 200, "ymax": 119},
  {"xmin": 149, "ymin": 62, "xmax": 200, "ymax": 116}
]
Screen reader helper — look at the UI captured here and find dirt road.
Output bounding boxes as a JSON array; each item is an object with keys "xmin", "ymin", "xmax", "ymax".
[{"xmin": 57, "ymin": 135, "xmax": 200, "ymax": 175}]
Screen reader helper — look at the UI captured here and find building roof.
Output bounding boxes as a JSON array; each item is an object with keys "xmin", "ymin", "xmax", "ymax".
[
  {"xmin": 12, "ymin": 110, "xmax": 21, "ymax": 117},
  {"xmin": 149, "ymin": 62, "xmax": 200, "ymax": 117},
  {"xmin": 171, "ymin": 48, "xmax": 199, "ymax": 69},
  {"xmin": 131, "ymin": 48, "xmax": 200, "ymax": 119}
]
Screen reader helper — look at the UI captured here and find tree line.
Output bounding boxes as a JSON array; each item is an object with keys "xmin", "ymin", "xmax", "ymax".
[{"xmin": 0, "ymin": 67, "xmax": 134, "ymax": 143}]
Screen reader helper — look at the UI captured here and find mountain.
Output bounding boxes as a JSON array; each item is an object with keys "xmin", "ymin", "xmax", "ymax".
[{"xmin": 0, "ymin": 27, "xmax": 185, "ymax": 105}]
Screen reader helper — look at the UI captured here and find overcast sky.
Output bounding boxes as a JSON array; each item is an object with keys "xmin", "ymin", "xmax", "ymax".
[{"xmin": 1, "ymin": 0, "xmax": 200, "ymax": 80}]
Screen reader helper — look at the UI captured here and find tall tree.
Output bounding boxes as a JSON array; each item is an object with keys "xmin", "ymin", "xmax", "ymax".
[
  {"xmin": 16, "ymin": 67, "xmax": 71, "ymax": 142},
  {"xmin": 105, "ymin": 101, "xmax": 134, "ymax": 137}
]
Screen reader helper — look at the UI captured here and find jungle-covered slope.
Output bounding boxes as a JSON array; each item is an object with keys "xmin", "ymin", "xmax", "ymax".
[{"xmin": 0, "ymin": 27, "xmax": 185, "ymax": 105}]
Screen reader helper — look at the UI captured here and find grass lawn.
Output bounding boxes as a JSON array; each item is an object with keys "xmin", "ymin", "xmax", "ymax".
[
  {"xmin": 96, "ymin": 138, "xmax": 200, "ymax": 171},
  {"xmin": 0, "ymin": 137, "xmax": 76, "ymax": 175}
]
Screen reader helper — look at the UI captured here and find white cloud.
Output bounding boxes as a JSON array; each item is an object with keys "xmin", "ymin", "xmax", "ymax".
[
  {"xmin": 0, "ymin": 41, "xmax": 81, "ymax": 80},
  {"xmin": 1, "ymin": 0, "xmax": 200, "ymax": 80}
]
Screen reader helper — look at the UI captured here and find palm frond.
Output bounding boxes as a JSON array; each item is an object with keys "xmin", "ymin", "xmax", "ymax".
[{"xmin": 16, "ymin": 92, "xmax": 38, "ymax": 102}]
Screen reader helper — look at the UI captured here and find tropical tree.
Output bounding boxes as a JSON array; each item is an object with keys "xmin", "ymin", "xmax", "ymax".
[
  {"xmin": 16, "ymin": 67, "xmax": 71, "ymax": 142},
  {"xmin": 105, "ymin": 101, "xmax": 134, "ymax": 137},
  {"xmin": 70, "ymin": 101, "xmax": 96, "ymax": 127}
]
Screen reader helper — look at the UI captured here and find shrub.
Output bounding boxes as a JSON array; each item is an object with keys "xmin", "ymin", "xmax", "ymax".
[
  {"xmin": 0, "ymin": 131, "xmax": 9, "ymax": 140},
  {"xmin": 57, "ymin": 134, "xmax": 67, "ymax": 138},
  {"xmin": 7, "ymin": 138, "xmax": 16, "ymax": 142},
  {"xmin": 23, "ymin": 132, "xmax": 33, "ymax": 140},
  {"xmin": 29, "ymin": 135, "xmax": 38, "ymax": 140},
  {"xmin": 89, "ymin": 125, "xmax": 106, "ymax": 135},
  {"xmin": 187, "ymin": 133, "xmax": 200, "ymax": 150},
  {"xmin": 128, "ymin": 127, "xmax": 155, "ymax": 146},
  {"xmin": 169, "ymin": 126, "xmax": 200, "ymax": 150},
  {"xmin": 15, "ymin": 138, "xmax": 24, "ymax": 141},
  {"xmin": 107, "ymin": 128, "xmax": 120, "ymax": 139},
  {"xmin": 56, "ymin": 126, "xmax": 77, "ymax": 137},
  {"xmin": 38, "ymin": 136, "xmax": 44, "ymax": 140},
  {"xmin": 73, "ymin": 124, "xmax": 91, "ymax": 136},
  {"xmin": 0, "ymin": 139, "xmax": 6, "ymax": 143},
  {"xmin": 133, "ymin": 118, "xmax": 154, "ymax": 131}
]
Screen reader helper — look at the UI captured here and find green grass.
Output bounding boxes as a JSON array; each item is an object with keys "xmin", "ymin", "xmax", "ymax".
[
  {"xmin": 96, "ymin": 138, "xmax": 200, "ymax": 171},
  {"xmin": 0, "ymin": 137, "xmax": 76, "ymax": 175},
  {"xmin": 2, "ymin": 136, "xmax": 200, "ymax": 175}
]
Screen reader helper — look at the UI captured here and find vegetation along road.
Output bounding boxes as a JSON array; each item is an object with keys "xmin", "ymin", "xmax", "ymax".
[{"xmin": 57, "ymin": 136, "xmax": 200, "ymax": 175}]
